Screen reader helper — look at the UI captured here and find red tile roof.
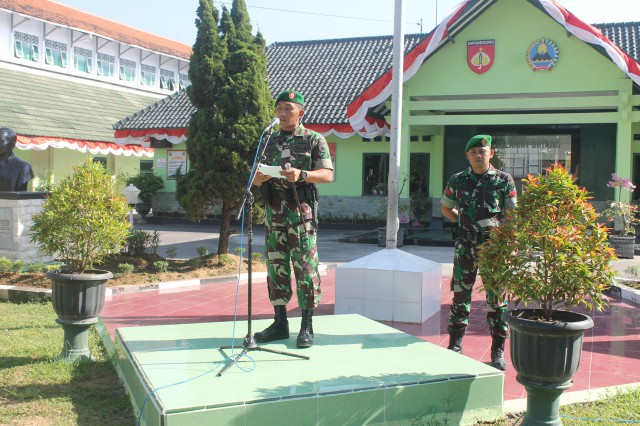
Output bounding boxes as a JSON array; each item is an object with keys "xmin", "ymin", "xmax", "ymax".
[{"xmin": 0, "ymin": 0, "xmax": 192, "ymax": 59}]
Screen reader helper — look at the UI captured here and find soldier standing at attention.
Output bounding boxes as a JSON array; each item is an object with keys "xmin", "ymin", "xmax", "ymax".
[
  {"xmin": 252, "ymin": 90, "xmax": 333, "ymax": 348},
  {"xmin": 440, "ymin": 134, "xmax": 517, "ymax": 370}
]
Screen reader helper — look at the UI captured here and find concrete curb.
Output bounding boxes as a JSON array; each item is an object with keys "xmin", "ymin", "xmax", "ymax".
[
  {"xmin": 609, "ymin": 278, "xmax": 640, "ymax": 305},
  {"xmin": 0, "ymin": 284, "xmax": 51, "ymax": 302},
  {"xmin": 0, "ymin": 264, "xmax": 336, "ymax": 302}
]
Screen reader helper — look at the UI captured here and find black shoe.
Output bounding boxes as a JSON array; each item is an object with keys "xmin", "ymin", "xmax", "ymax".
[
  {"xmin": 297, "ymin": 309, "xmax": 314, "ymax": 348},
  {"xmin": 491, "ymin": 335, "xmax": 507, "ymax": 371},
  {"xmin": 254, "ymin": 305, "xmax": 289, "ymax": 343},
  {"xmin": 447, "ymin": 330, "xmax": 464, "ymax": 353}
]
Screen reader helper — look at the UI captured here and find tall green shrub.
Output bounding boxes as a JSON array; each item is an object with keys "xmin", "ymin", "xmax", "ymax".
[{"xmin": 176, "ymin": 0, "xmax": 272, "ymax": 254}]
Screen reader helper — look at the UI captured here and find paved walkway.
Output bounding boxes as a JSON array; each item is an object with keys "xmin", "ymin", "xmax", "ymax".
[
  {"xmin": 137, "ymin": 221, "xmax": 454, "ymax": 264},
  {"xmin": 136, "ymin": 219, "xmax": 640, "ymax": 277}
]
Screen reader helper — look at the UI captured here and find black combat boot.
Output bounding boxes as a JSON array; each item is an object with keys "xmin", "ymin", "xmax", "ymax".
[
  {"xmin": 254, "ymin": 305, "xmax": 289, "ymax": 343},
  {"xmin": 297, "ymin": 309, "xmax": 314, "ymax": 348},
  {"xmin": 491, "ymin": 335, "xmax": 507, "ymax": 371},
  {"xmin": 447, "ymin": 329, "xmax": 465, "ymax": 353}
]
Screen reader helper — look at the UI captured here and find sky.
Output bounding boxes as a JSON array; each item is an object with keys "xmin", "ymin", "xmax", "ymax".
[{"xmin": 53, "ymin": 0, "xmax": 640, "ymax": 46}]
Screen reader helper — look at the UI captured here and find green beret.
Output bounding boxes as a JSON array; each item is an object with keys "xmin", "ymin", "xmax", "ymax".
[
  {"xmin": 275, "ymin": 90, "xmax": 305, "ymax": 107},
  {"xmin": 465, "ymin": 134, "xmax": 492, "ymax": 151}
]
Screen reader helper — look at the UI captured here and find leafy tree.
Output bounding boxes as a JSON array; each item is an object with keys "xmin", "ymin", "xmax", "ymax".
[{"xmin": 176, "ymin": 0, "xmax": 272, "ymax": 253}]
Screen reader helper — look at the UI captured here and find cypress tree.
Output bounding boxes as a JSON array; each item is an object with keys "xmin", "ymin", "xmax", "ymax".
[{"xmin": 176, "ymin": 0, "xmax": 272, "ymax": 254}]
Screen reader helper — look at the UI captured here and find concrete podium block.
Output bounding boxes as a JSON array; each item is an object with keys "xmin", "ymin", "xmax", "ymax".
[
  {"xmin": 335, "ymin": 248, "xmax": 442, "ymax": 323},
  {"xmin": 333, "ymin": 297, "xmax": 364, "ymax": 316}
]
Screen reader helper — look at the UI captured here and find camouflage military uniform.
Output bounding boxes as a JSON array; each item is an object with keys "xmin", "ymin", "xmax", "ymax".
[
  {"xmin": 441, "ymin": 165, "xmax": 517, "ymax": 339},
  {"xmin": 261, "ymin": 123, "xmax": 333, "ymax": 310}
]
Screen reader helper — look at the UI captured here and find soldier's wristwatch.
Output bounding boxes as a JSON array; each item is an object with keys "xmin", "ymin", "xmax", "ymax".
[{"xmin": 298, "ymin": 170, "xmax": 308, "ymax": 182}]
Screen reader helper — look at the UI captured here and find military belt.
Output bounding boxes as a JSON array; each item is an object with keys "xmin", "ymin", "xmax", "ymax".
[
  {"xmin": 262, "ymin": 182, "xmax": 316, "ymax": 206},
  {"xmin": 458, "ymin": 228, "xmax": 492, "ymax": 244},
  {"xmin": 275, "ymin": 185, "xmax": 315, "ymax": 203}
]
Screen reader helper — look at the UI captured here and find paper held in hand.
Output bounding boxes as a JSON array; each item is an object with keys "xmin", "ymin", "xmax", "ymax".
[{"xmin": 258, "ymin": 163, "xmax": 285, "ymax": 178}]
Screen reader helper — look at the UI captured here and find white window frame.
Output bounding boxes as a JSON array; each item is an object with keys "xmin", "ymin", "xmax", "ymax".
[
  {"xmin": 160, "ymin": 68, "xmax": 175, "ymax": 90},
  {"xmin": 140, "ymin": 64, "xmax": 156, "ymax": 86},
  {"xmin": 44, "ymin": 40, "xmax": 68, "ymax": 68},
  {"xmin": 14, "ymin": 32, "xmax": 40, "ymax": 62},
  {"xmin": 73, "ymin": 47, "xmax": 93, "ymax": 73},
  {"xmin": 119, "ymin": 58, "xmax": 136, "ymax": 82},
  {"xmin": 178, "ymin": 72, "xmax": 190, "ymax": 90},
  {"xmin": 97, "ymin": 53, "xmax": 115, "ymax": 77}
]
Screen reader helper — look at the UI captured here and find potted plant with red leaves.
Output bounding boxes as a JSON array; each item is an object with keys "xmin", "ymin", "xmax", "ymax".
[{"xmin": 478, "ymin": 163, "xmax": 615, "ymax": 425}]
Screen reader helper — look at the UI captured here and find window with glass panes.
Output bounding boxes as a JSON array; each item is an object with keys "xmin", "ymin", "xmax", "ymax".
[
  {"xmin": 73, "ymin": 47, "xmax": 93, "ymax": 73},
  {"xmin": 44, "ymin": 40, "xmax": 67, "ymax": 68},
  {"xmin": 160, "ymin": 68, "xmax": 175, "ymax": 90},
  {"xmin": 362, "ymin": 153, "xmax": 430, "ymax": 197},
  {"xmin": 409, "ymin": 154, "xmax": 430, "ymax": 197},
  {"xmin": 491, "ymin": 134, "xmax": 572, "ymax": 194},
  {"xmin": 140, "ymin": 64, "xmax": 156, "ymax": 86},
  {"xmin": 92, "ymin": 157, "xmax": 107, "ymax": 169},
  {"xmin": 179, "ymin": 73, "xmax": 190, "ymax": 90},
  {"xmin": 97, "ymin": 53, "xmax": 115, "ymax": 77},
  {"xmin": 363, "ymin": 153, "xmax": 389, "ymax": 196},
  {"xmin": 14, "ymin": 32, "xmax": 40, "ymax": 62},
  {"xmin": 140, "ymin": 160, "xmax": 153, "ymax": 174},
  {"xmin": 119, "ymin": 58, "xmax": 136, "ymax": 81}
]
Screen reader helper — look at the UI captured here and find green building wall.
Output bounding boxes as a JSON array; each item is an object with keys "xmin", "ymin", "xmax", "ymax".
[{"xmin": 403, "ymin": 0, "xmax": 636, "ymax": 204}]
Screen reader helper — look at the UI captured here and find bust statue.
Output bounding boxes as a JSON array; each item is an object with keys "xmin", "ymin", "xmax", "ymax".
[{"xmin": 0, "ymin": 127, "xmax": 34, "ymax": 191}]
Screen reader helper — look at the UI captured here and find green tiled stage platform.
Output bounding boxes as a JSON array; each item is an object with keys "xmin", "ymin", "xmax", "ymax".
[{"xmin": 113, "ymin": 314, "xmax": 503, "ymax": 425}]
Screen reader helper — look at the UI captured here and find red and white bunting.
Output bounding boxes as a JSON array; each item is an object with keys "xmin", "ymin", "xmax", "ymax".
[
  {"xmin": 538, "ymin": 0, "xmax": 640, "ymax": 85},
  {"xmin": 16, "ymin": 135, "xmax": 154, "ymax": 158},
  {"xmin": 347, "ymin": 0, "xmax": 640, "ymax": 136},
  {"xmin": 347, "ymin": 1, "xmax": 469, "ymax": 135},
  {"xmin": 113, "ymin": 128, "xmax": 188, "ymax": 146}
]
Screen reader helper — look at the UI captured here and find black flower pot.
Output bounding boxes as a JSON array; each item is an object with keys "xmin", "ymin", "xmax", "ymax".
[
  {"xmin": 136, "ymin": 202, "xmax": 151, "ymax": 222},
  {"xmin": 505, "ymin": 309, "xmax": 593, "ymax": 426},
  {"xmin": 608, "ymin": 234, "xmax": 635, "ymax": 259},
  {"xmin": 47, "ymin": 269, "xmax": 112, "ymax": 363}
]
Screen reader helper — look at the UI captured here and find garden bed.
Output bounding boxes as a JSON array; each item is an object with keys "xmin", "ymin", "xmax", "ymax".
[
  {"xmin": 0, "ymin": 253, "xmax": 266, "ymax": 289},
  {"xmin": 610, "ymin": 277, "xmax": 640, "ymax": 305}
]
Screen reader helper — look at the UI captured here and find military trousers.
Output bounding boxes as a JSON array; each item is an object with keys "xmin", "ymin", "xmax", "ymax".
[
  {"xmin": 448, "ymin": 238, "xmax": 508, "ymax": 338},
  {"xmin": 264, "ymin": 202, "xmax": 321, "ymax": 310}
]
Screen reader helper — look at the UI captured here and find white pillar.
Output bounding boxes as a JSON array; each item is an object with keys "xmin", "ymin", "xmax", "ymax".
[{"xmin": 386, "ymin": 0, "xmax": 405, "ymax": 248}]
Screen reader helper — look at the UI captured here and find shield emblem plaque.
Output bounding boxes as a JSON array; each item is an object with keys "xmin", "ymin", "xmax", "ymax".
[{"xmin": 467, "ymin": 39, "xmax": 495, "ymax": 74}]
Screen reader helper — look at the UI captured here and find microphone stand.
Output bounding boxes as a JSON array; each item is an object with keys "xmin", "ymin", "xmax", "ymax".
[{"xmin": 217, "ymin": 124, "xmax": 309, "ymax": 377}]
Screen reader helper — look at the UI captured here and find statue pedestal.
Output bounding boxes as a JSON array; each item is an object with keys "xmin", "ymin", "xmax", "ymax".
[{"xmin": 0, "ymin": 192, "xmax": 52, "ymax": 263}]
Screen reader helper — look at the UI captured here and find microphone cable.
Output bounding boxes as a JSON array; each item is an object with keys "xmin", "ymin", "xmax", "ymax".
[
  {"xmin": 223, "ymin": 120, "xmax": 280, "ymax": 369},
  {"xmin": 135, "ymin": 124, "xmax": 279, "ymax": 426}
]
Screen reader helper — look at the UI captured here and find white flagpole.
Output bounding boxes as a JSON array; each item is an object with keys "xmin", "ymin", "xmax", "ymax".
[{"xmin": 386, "ymin": 0, "xmax": 405, "ymax": 248}]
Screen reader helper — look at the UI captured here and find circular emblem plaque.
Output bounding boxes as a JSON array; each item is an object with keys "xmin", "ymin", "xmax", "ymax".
[{"xmin": 526, "ymin": 38, "xmax": 559, "ymax": 71}]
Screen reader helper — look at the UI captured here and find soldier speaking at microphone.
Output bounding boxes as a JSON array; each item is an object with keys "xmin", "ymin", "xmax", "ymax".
[
  {"xmin": 440, "ymin": 134, "xmax": 517, "ymax": 370},
  {"xmin": 252, "ymin": 90, "xmax": 333, "ymax": 348}
]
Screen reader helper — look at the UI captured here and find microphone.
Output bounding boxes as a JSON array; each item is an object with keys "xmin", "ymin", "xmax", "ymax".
[{"xmin": 264, "ymin": 118, "xmax": 280, "ymax": 133}]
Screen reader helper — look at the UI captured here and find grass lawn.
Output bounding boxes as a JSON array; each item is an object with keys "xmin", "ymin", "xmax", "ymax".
[
  {"xmin": 0, "ymin": 300, "xmax": 134, "ymax": 426},
  {"xmin": 1, "ymin": 300, "xmax": 638, "ymax": 426},
  {"xmin": 476, "ymin": 385, "xmax": 640, "ymax": 425}
]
